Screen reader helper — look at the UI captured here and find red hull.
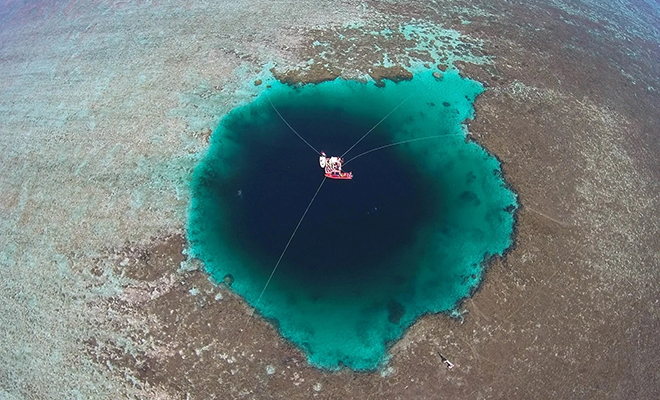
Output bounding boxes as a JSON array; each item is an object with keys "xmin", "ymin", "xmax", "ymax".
[{"xmin": 325, "ymin": 171, "xmax": 353, "ymax": 180}]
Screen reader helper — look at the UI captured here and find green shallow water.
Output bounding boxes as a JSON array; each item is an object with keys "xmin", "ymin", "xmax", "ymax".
[{"xmin": 188, "ymin": 69, "xmax": 518, "ymax": 370}]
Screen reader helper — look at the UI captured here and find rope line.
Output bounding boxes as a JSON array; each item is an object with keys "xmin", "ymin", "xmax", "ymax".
[
  {"xmin": 269, "ymin": 98, "xmax": 320, "ymax": 155},
  {"xmin": 239, "ymin": 177, "xmax": 327, "ymax": 337},
  {"xmin": 344, "ymin": 133, "xmax": 465, "ymax": 165},
  {"xmin": 340, "ymin": 93, "xmax": 414, "ymax": 158}
]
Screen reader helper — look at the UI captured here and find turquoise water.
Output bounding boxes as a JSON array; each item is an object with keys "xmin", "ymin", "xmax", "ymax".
[{"xmin": 188, "ymin": 70, "xmax": 518, "ymax": 370}]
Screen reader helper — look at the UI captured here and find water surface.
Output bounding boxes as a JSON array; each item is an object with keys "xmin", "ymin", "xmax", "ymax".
[{"xmin": 188, "ymin": 70, "xmax": 518, "ymax": 370}]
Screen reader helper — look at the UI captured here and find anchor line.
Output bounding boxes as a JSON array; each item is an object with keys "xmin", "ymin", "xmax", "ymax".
[
  {"xmin": 269, "ymin": 98, "xmax": 320, "ymax": 155},
  {"xmin": 246, "ymin": 88, "xmax": 428, "ymax": 316},
  {"xmin": 270, "ymin": 91, "xmax": 413, "ymax": 159},
  {"xmin": 239, "ymin": 177, "xmax": 327, "ymax": 338},
  {"xmin": 340, "ymin": 92, "xmax": 414, "ymax": 159},
  {"xmin": 343, "ymin": 133, "xmax": 465, "ymax": 166}
]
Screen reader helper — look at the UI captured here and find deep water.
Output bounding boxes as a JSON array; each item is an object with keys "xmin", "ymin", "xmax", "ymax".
[{"xmin": 188, "ymin": 70, "xmax": 518, "ymax": 370}]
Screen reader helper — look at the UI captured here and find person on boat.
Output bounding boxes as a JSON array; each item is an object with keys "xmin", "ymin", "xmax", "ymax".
[
  {"xmin": 319, "ymin": 152, "xmax": 343, "ymax": 172},
  {"xmin": 330, "ymin": 156, "xmax": 341, "ymax": 172},
  {"xmin": 319, "ymin": 152, "xmax": 328, "ymax": 169}
]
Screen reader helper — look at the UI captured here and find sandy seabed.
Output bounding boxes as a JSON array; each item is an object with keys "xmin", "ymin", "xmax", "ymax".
[{"xmin": 0, "ymin": 0, "xmax": 658, "ymax": 399}]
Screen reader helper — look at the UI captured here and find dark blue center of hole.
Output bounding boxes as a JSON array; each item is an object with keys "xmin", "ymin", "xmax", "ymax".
[{"xmin": 218, "ymin": 104, "xmax": 435, "ymax": 293}]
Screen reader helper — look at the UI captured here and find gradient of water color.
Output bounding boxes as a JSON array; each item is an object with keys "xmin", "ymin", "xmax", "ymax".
[{"xmin": 188, "ymin": 70, "xmax": 518, "ymax": 370}]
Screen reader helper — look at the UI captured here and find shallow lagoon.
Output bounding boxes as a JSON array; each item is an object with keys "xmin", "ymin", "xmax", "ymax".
[{"xmin": 188, "ymin": 70, "xmax": 517, "ymax": 370}]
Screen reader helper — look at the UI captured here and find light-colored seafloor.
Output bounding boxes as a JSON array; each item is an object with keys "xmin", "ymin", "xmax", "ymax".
[
  {"xmin": 1, "ymin": 0, "xmax": 659, "ymax": 399},
  {"xmin": 0, "ymin": 1, "xmax": 368, "ymax": 396}
]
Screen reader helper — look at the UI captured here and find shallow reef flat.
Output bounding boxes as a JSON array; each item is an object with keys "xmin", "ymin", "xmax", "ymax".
[{"xmin": 0, "ymin": 0, "xmax": 658, "ymax": 399}]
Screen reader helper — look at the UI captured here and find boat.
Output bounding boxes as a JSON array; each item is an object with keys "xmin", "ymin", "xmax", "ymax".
[{"xmin": 319, "ymin": 151, "xmax": 353, "ymax": 180}]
